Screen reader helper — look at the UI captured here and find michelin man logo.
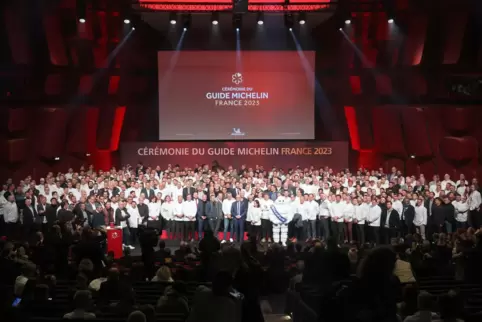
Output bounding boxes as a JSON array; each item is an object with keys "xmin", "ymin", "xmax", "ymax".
[
  {"xmin": 111, "ymin": 232, "xmax": 119, "ymax": 239},
  {"xmin": 232, "ymin": 73, "xmax": 243, "ymax": 85}
]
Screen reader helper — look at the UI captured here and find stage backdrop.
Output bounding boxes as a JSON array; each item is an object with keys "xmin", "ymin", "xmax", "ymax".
[{"xmin": 121, "ymin": 142, "xmax": 348, "ymax": 170}]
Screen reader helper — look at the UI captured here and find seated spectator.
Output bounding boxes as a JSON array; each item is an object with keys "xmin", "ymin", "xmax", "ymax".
[
  {"xmin": 289, "ymin": 260, "xmax": 304, "ymax": 290},
  {"xmin": 187, "ymin": 271, "xmax": 242, "ymax": 322},
  {"xmin": 154, "ymin": 240, "xmax": 171, "ymax": 264},
  {"xmin": 63, "ymin": 290, "xmax": 96, "ymax": 320},
  {"xmin": 127, "ymin": 310, "xmax": 147, "ymax": 322},
  {"xmin": 152, "ymin": 265, "xmax": 174, "ymax": 282},
  {"xmin": 434, "ymin": 291, "xmax": 464, "ymax": 322},
  {"xmin": 399, "ymin": 284, "xmax": 419, "ymax": 319},
  {"xmin": 69, "ymin": 274, "xmax": 89, "ymax": 301},
  {"xmin": 14, "ymin": 263, "xmax": 36, "ymax": 297},
  {"xmin": 403, "ymin": 291, "xmax": 439, "ymax": 322},
  {"xmin": 138, "ymin": 304, "xmax": 156, "ymax": 322},
  {"xmin": 97, "ymin": 268, "xmax": 135, "ymax": 312},
  {"xmin": 156, "ymin": 281, "xmax": 189, "ymax": 317},
  {"xmin": 394, "ymin": 247, "xmax": 416, "ymax": 284}
]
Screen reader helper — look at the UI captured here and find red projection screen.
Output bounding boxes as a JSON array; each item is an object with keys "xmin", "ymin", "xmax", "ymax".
[{"xmin": 158, "ymin": 51, "xmax": 315, "ymax": 141}]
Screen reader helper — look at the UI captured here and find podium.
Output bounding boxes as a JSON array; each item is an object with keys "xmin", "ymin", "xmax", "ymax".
[{"xmin": 106, "ymin": 227, "xmax": 123, "ymax": 259}]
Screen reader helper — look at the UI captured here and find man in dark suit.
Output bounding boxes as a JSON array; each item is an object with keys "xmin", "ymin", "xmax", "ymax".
[
  {"xmin": 424, "ymin": 192, "xmax": 435, "ymax": 237},
  {"xmin": 140, "ymin": 183, "xmax": 155, "ymax": 200},
  {"xmin": 197, "ymin": 194, "xmax": 212, "ymax": 239},
  {"xmin": 401, "ymin": 198, "xmax": 415, "ymax": 236},
  {"xmin": 137, "ymin": 198, "xmax": 149, "ymax": 225},
  {"xmin": 182, "ymin": 180, "xmax": 195, "ymax": 201},
  {"xmin": 45, "ymin": 198, "xmax": 59, "ymax": 228},
  {"xmin": 85, "ymin": 196, "xmax": 97, "ymax": 217},
  {"xmin": 384, "ymin": 201, "xmax": 401, "ymax": 243},
  {"xmin": 231, "ymin": 195, "xmax": 247, "ymax": 242},
  {"xmin": 22, "ymin": 198, "xmax": 37, "ymax": 240},
  {"xmin": 36, "ymin": 196, "xmax": 48, "ymax": 232},
  {"xmin": 57, "ymin": 201, "xmax": 74, "ymax": 225}
]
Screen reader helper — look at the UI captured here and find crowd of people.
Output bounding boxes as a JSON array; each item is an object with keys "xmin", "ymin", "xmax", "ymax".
[
  {"xmin": 0, "ymin": 162, "xmax": 482, "ymax": 322},
  {"xmin": 0, "ymin": 163, "xmax": 481, "ymax": 248}
]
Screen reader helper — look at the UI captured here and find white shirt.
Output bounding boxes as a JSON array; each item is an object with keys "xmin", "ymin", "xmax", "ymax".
[
  {"xmin": 453, "ymin": 200, "xmax": 469, "ymax": 222},
  {"xmin": 367, "ymin": 204, "xmax": 381, "ymax": 227},
  {"xmin": 319, "ymin": 199, "xmax": 331, "ymax": 218},
  {"xmin": 222, "ymin": 198, "xmax": 236, "ymax": 217},
  {"xmin": 259, "ymin": 199, "xmax": 274, "ymax": 220},
  {"xmin": 160, "ymin": 202, "xmax": 174, "ymax": 221},
  {"xmin": 413, "ymin": 205, "xmax": 427, "ymax": 226},
  {"xmin": 330, "ymin": 201, "xmax": 345, "ymax": 223},
  {"xmin": 354, "ymin": 204, "xmax": 367, "ymax": 224},
  {"xmin": 118, "ymin": 208, "xmax": 129, "ymax": 229},
  {"xmin": 468, "ymin": 190, "xmax": 482, "ymax": 210},
  {"xmin": 0, "ymin": 194, "xmax": 7, "ymax": 215},
  {"xmin": 343, "ymin": 202, "xmax": 355, "ymax": 222},
  {"xmin": 3, "ymin": 201, "xmax": 18, "ymax": 223},
  {"xmin": 182, "ymin": 200, "xmax": 197, "ymax": 222},
  {"xmin": 127, "ymin": 206, "xmax": 140, "ymax": 228},
  {"xmin": 306, "ymin": 200, "xmax": 319, "ymax": 221},
  {"xmin": 173, "ymin": 201, "xmax": 184, "ymax": 221},
  {"xmin": 249, "ymin": 207, "xmax": 262, "ymax": 226},
  {"xmin": 296, "ymin": 202, "xmax": 310, "ymax": 221},
  {"xmin": 148, "ymin": 202, "xmax": 161, "ymax": 221}
]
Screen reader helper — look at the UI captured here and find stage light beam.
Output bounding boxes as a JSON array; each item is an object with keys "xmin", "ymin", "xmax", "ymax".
[
  {"xmin": 211, "ymin": 12, "xmax": 219, "ymax": 25},
  {"xmin": 257, "ymin": 12, "xmax": 264, "ymax": 25},
  {"xmin": 298, "ymin": 13, "xmax": 306, "ymax": 25},
  {"xmin": 388, "ymin": 18, "xmax": 394, "ymax": 24}
]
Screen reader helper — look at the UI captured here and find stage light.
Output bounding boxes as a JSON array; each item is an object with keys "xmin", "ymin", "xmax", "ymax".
[
  {"xmin": 85, "ymin": 153, "xmax": 91, "ymax": 157},
  {"xmin": 339, "ymin": 28, "xmax": 342, "ymax": 31},
  {"xmin": 54, "ymin": 157, "xmax": 60, "ymax": 161},
  {"xmin": 169, "ymin": 13, "xmax": 177, "ymax": 25},
  {"xmin": 79, "ymin": 18, "xmax": 86, "ymax": 23},
  {"xmin": 132, "ymin": 27, "xmax": 136, "ymax": 30},
  {"xmin": 124, "ymin": 19, "xmax": 130, "ymax": 24},
  {"xmin": 257, "ymin": 12, "xmax": 264, "ymax": 25},
  {"xmin": 284, "ymin": 13, "xmax": 294, "ymax": 29},
  {"xmin": 182, "ymin": 14, "xmax": 191, "ymax": 29},
  {"xmin": 388, "ymin": 18, "xmax": 394, "ymax": 24},
  {"xmin": 211, "ymin": 12, "xmax": 219, "ymax": 25},
  {"xmin": 289, "ymin": 28, "xmax": 292, "ymax": 31},
  {"xmin": 345, "ymin": 19, "xmax": 351, "ymax": 25},
  {"xmin": 298, "ymin": 13, "xmax": 306, "ymax": 25},
  {"xmin": 410, "ymin": 155, "xmax": 415, "ymax": 159},
  {"xmin": 233, "ymin": 13, "xmax": 242, "ymax": 30}
]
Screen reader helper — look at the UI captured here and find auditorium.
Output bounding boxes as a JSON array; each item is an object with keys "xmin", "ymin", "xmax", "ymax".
[{"xmin": 1, "ymin": 1, "xmax": 482, "ymax": 322}]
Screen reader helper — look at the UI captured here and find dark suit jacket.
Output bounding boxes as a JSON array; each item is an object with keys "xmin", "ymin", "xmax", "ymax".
[
  {"xmin": 140, "ymin": 188, "xmax": 155, "ymax": 200},
  {"xmin": 386, "ymin": 209, "xmax": 401, "ymax": 229},
  {"xmin": 196, "ymin": 201, "xmax": 212, "ymax": 220},
  {"xmin": 424, "ymin": 199, "xmax": 434, "ymax": 217},
  {"xmin": 85, "ymin": 202, "xmax": 97, "ymax": 216},
  {"xmin": 231, "ymin": 200, "xmax": 247, "ymax": 220},
  {"xmin": 45, "ymin": 205, "xmax": 58, "ymax": 226},
  {"xmin": 36, "ymin": 203, "xmax": 47, "ymax": 224},
  {"xmin": 182, "ymin": 187, "xmax": 195, "ymax": 200},
  {"xmin": 23, "ymin": 206, "xmax": 37, "ymax": 225},
  {"xmin": 402, "ymin": 204, "xmax": 415, "ymax": 225},
  {"xmin": 115, "ymin": 208, "xmax": 130, "ymax": 227},
  {"xmin": 58, "ymin": 209, "xmax": 74, "ymax": 223},
  {"xmin": 137, "ymin": 203, "xmax": 149, "ymax": 224}
]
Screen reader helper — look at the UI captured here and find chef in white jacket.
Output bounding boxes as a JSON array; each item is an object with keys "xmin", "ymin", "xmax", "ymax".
[
  {"xmin": 330, "ymin": 195, "xmax": 345, "ymax": 244},
  {"xmin": 453, "ymin": 194, "xmax": 469, "ymax": 230},
  {"xmin": 173, "ymin": 195, "xmax": 185, "ymax": 241},
  {"xmin": 343, "ymin": 196, "xmax": 355, "ymax": 243},
  {"xmin": 318, "ymin": 194, "xmax": 331, "ymax": 239},
  {"xmin": 160, "ymin": 195, "xmax": 174, "ymax": 237},
  {"xmin": 413, "ymin": 198, "xmax": 428, "ymax": 240},
  {"xmin": 249, "ymin": 200, "xmax": 262, "ymax": 240},
  {"xmin": 353, "ymin": 197, "xmax": 367, "ymax": 244},
  {"xmin": 367, "ymin": 197, "xmax": 381, "ymax": 245},
  {"xmin": 147, "ymin": 196, "xmax": 161, "ymax": 230},
  {"xmin": 259, "ymin": 194, "xmax": 274, "ymax": 242},
  {"xmin": 127, "ymin": 201, "xmax": 141, "ymax": 249},
  {"xmin": 182, "ymin": 195, "xmax": 197, "ymax": 242}
]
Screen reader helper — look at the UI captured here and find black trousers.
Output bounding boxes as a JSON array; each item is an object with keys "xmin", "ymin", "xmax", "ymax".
[
  {"xmin": 355, "ymin": 223, "xmax": 365, "ymax": 245},
  {"xmin": 369, "ymin": 226, "xmax": 380, "ymax": 244},
  {"xmin": 261, "ymin": 219, "xmax": 272, "ymax": 240},
  {"xmin": 173, "ymin": 221, "xmax": 185, "ymax": 241},
  {"xmin": 129, "ymin": 227, "xmax": 138, "ymax": 245},
  {"xmin": 251, "ymin": 225, "xmax": 261, "ymax": 240},
  {"xmin": 186, "ymin": 221, "xmax": 195, "ymax": 240},
  {"xmin": 319, "ymin": 217, "xmax": 330, "ymax": 240}
]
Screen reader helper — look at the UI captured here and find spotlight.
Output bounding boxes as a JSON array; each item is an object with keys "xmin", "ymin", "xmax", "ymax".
[
  {"xmin": 388, "ymin": 18, "xmax": 394, "ymax": 24},
  {"xmin": 232, "ymin": 14, "xmax": 242, "ymax": 30},
  {"xmin": 298, "ymin": 13, "xmax": 306, "ymax": 25},
  {"xmin": 257, "ymin": 12, "xmax": 264, "ymax": 25},
  {"xmin": 79, "ymin": 18, "xmax": 86, "ymax": 23},
  {"xmin": 85, "ymin": 153, "xmax": 91, "ymax": 157},
  {"xmin": 124, "ymin": 19, "xmax": 130, "ymax": 24},
  {"xmin": 410, "ymin": 155, "xmax": 415, "ymax": 159},
  {"xmin": 132, "ymin": 27, "xmax": 136, "ymax": 30},
  {"xmin": 339, "ymin": 27, "xmax": 342, "ymax": 31},
  {"xmin": 211, "ymin": 12, "xmax": 219, "ymax": 25},
  {"xmin": 182, "ymin": 14, "xmax": 191, "ymax": 29},
  {"xmin": 169, "ymin": 13, "xmax": 177, "ymax": 25},
  {"xmin": 289, "ymin": 28, "xmax": 292, "ymax": 31},
  {"xmin": 345, "ymin": 19, "xmax": 351, "ymax": 25},
  {"xmin": 54, "ymin": 157, "xmax": 60, "ymax": 161},
  {"xmin": 284, "ymin": 13, "xmax": 294, "ymax": 29}
]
